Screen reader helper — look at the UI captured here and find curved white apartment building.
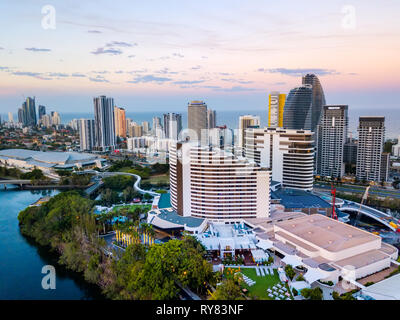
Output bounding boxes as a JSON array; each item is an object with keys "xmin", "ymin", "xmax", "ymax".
[
  {"xmin": 170, "ymin": 141, "xmax": 271, "ymax": 221},
  {"xmin": 244, "ymin": 127, "xmax": 314, "ymax": 191}
]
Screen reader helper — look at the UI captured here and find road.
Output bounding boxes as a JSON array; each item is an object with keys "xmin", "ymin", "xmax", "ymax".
[{"xmin": 314, "ymin": 183, "xmax": 400, "ymax": 199}]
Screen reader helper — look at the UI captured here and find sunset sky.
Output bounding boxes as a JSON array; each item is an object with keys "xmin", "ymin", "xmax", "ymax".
[{"xmin": 1, "ymin": 0, "xmax": 399, "ymax": 113}]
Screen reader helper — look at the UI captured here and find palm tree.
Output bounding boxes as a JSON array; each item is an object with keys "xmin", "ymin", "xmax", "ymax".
[{"xmin": 140, "ymin": 222, "xmax": 155, "ymax": 245}]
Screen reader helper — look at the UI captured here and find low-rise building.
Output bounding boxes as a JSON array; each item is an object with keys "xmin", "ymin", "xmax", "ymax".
[
  {"xmin": 249, "ymin": 214, "xmax": 398, "ymax": 284},
  {"xmin": 0, "ymin": 149, "xmax": 106, "ymax": 173}
]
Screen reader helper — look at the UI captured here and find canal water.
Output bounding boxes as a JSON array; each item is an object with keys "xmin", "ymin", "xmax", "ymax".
[{"xmin": 0, "ymin": 186, "xmax": 104, "ymax": 300}]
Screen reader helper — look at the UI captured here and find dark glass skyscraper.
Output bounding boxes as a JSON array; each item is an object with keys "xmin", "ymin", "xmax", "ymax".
[
  {"xmin": 93, "ymin": 95, "xmax": 116, "ymax": 151},
  {"xmin": 38, "ymin": 105, "xmax": 46, "ymax": 120},
  {"xmin": 21, "ymin": 97, "xmax": 37, "ymax": 126},
  {"xmin": 283, "ymin": 74, "xmax": 326, "ymax": 133},
  {"xmin": 18, "ymin": 108, "xmax": 23, "ymax": 123},
  {"xmin": 282, "ymin": 85, "xmax": 313, "ymax": 130},
  {"xmin": 302, "ymin": 74, "xmax": 326, "ymax": 132}
]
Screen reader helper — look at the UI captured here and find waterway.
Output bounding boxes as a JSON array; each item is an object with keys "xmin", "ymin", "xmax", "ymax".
[{"xmin": 0, "ymin": 186, "xmax": 104, "ymax": 300}]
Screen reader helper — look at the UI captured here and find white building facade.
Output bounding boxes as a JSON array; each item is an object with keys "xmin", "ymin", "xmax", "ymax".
[
  {"xmin": 244, "ymin": 127, "xmax": 315, "ymax": 191},
  {"xmin": 169, "ymin": 141, "xmax": 271, "ymax": 221}
]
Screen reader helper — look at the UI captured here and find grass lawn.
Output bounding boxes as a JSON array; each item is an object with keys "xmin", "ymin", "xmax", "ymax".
[
  {"xmin": 224, "ymin": 267, "xmax": 292, "ymax": 300},
  {"xmin": 112, "ymin": 204, "xmax": 152, "ymax": 213}
]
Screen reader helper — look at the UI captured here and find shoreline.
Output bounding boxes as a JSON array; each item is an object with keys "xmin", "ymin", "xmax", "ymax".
[{"xmin": 17, "ymin": 189, "xmax": 111, "ymax": 300}]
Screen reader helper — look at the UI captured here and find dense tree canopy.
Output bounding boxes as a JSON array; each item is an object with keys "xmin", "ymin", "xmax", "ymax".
[
  {"xmin": 103, "ymin": 175, "xmax": 135, "ymax": 191},
  {"xmin": 210, "ymin": 278, "xmax": 244, "ymax": 300},
  {"xmin": 301, "ymin": 287, "xmax": 323, "ymax": 300},
  {"xmin": 106, "ymin": 236, "xmax": 214, "ymax": 300},
  {"xmin": 18, "ymin": 191, "xmax": 214, "ymax": 300}
]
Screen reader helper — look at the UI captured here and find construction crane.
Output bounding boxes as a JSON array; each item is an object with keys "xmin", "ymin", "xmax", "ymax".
[
  {"xmin": 331, "ymin": 183, "xmax": 337, "ymax": 220},
  {"xmin": 354, "ymin": 186, "xmax": 370, "ymax": 226}
]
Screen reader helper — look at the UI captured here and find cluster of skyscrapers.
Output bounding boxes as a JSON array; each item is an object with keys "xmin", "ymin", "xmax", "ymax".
[
  {"xmin": 79, "ymin": 96, "xmax": 186, "ymax": 152},
  {"xmin": 10, "ymin": 73, "xmax": 389, "ymax": 188},
  {"xmin": 265, "ymin": 74, "xmax": 388, "ymax": 184},
  {"xmin": 165, "ymin": 73, "xmax": 390, "ymax": 223},
  {"xmin": 12, "ymin": 97, "xmax": 61, "ymax": 128}
]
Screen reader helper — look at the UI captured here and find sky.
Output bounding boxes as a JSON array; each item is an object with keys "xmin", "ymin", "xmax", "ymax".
[{"xmin": 0, "ymin": 0, "xmax": 400, "ymax": 114}]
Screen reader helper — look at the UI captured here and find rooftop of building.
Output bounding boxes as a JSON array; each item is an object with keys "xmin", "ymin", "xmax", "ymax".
[
  {"xmin": 148, "ymin": 208, "xmax": 204, "ymax": 229},
  {"xmin": 0, "ymin": 149, "xmax": 99, "ymax": 165},
  {"xmin": 195, "ymin": 222, "xmax": 257, "ymax": 251},
  {"xmin": 272, "ymin": 188, "xmax": 331, "ymax": 209},
  {"xmin": 275, "ymin": 214, "xmax": 380, "ymax": 253},
  {"xmin": 333, "ymin": 249, "xmax": 389, "ymax": 269},
  {"xmin": 362, "ymin": 273, "xmax": 400, "ymax": 300}
]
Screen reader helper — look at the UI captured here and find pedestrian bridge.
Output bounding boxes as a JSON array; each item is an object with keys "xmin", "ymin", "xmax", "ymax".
[
  {"xmin": 0, "ymin": 179, "xmax": 32, "ymax": 186},
  {"xmin": 339, "ymin": 200, "xmax": 399, "ymax": 232},
  {"xmin": 81, "ymin": 170, "xmax": 159, "ymax": 197}
]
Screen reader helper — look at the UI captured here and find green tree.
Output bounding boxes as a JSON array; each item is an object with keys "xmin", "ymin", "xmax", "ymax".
[
  {"xmin": 122, "ymin": 186, "xmax": 135, "ymax": 202},
  {"xmin": 284, "ymin": 264, "xmax": 296, "ymax": 280},
  {"xmin": 143, "ymin": 193, "xmax": 152, "ymax": 201},
  {"xmin": 103, "ymin": 175, "xmax": 135, "ymax": 191},
  {"xmin": 101, "ymin": 188, "xmax": 120, "ymax": 206},
  {"xmin": 210, "ymin": 278, "xmax": 244, "ymax": 300},
  {"xmin": 301, "ymin": 287, "xmax": 323, "ymax": 300}
]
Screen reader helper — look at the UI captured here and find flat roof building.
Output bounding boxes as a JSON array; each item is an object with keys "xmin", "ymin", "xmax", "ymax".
[
  {"xmin": 360, "ymin": 273, "xmax": 400, "ymax": 300},
  {"xmin": 250, "ymin": 214, "xmax": 398, "ymax": 283},
  {"xmin": 0, "ymin": 149, "xmax": 105, "ymax": 172}
]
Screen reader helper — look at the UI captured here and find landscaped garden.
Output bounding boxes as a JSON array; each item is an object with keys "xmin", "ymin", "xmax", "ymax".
[
  {"xmin": 111, "ymin": 204, "xmax": 152, "ymax": 214},
  {"xmin": 224, "ymin": 267, "xmax": 292, "ymax": 300}
]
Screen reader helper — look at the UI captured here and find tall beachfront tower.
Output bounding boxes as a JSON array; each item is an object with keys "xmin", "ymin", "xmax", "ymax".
[
  {"xmin": 316, "ymin": 105, "xmax": 348, "ymax": 178},
  {"xmin": 21, "ymin": 97, "xmax": 37, "ymax": 127},
  {"xmin": 93, "ymin": 95, "xmax": 116, "ymax": 151},
  {"xmin": 38, "ymin": 105, "xmax": 46, "ymax": 121},
  {"xmin": 114, "ymin": 106, "xmax": 126, "ymax": 138},
  {"xmin": 238, "ymin": 114, "xmax": 260, "ymax": 151},
  {"xmin": 187, "ymin": 100, "xmax": 207, "ymax": 143},
  {"xmin": 283, "ymin": 74, "xmax": 326, "ymax": 133},
  {"xmin": 244, "ymin": 127, "xmax": 315, "ymax": 191},
  {"xmin": 268, "ymin": 92, "xmax": 286, "ymax": 127},
  {"xmin": 283, "ymin": 85, "xmax": 313, "ymax": 130},
  {"xmin": 356, "ymin": 116, "xmax": 386, "ymax": 182},
  {"xmin": 163, "ymin": 113, "xmax": 182, "ymax": 140},
  {"xmin": 207, "ymin": 109, "xmax": 217, "ymax": 129},
  {"xmin": 302, "ymin": 73, "xmax": 326, "ymax": 133},
  {"xmin": 78, "ymin": 119, "xmax": 95, "ymax": 151}
]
